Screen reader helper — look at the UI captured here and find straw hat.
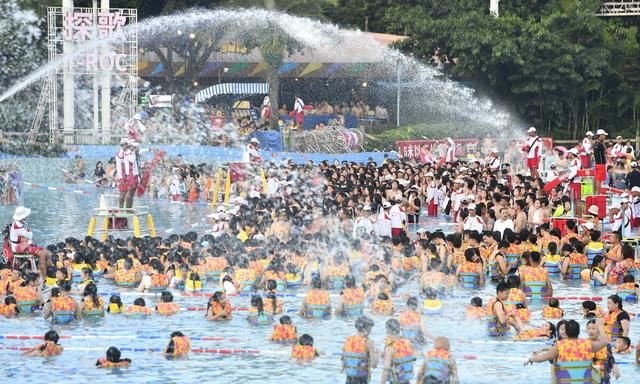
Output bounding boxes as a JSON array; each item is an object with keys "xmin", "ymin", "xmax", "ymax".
[
  {"xmin": 587, "ymin": 205, "xmax": 599, "ymax": 216},
  {"xmin": 13, "ymin": 206, "xmax": 31, "ymax": 221}
]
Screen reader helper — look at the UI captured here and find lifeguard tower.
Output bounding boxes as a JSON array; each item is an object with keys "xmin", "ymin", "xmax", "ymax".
[{"xmin": 87, "ymin": 194, "xmax": 156, "ymax": 241}]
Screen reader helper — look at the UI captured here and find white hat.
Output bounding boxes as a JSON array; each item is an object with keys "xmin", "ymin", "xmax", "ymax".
[
  {"xmin": 610, "ymin": 203, "xmax": 621, "ymax": 210},
  {"xmin": 416, "ymin": 228, "xmax": 427, "ymax": 234},
  {"xmin": 632, "ymin": 186, "xmax": 640, "ymax": 193},
  {"xmin": 585, "ymin": 131, "xmax": 594, "ymax": 136},
  {"xmin": 363, "ymin": 205, "xmax": 371, "ymax": 211},
  {"xmin": 426, "ymin": 172, "xmax": 434, "ymax": 177},
  {"xmin": 454, "ymin": 178, "xmax": 464, "ymax": 184},
  {"xmin": 587, "ymin": 205, "xmax": 599, "ymax": 216},
  {"xmin": 621, "ymin": 198, "xmax": 630, "ymax": 204},
  {"xmin": 120, "ymin": 137, "xmax": 129, "ymax": 145},
  {"xmin": 621, "ymin": 192, "xmax": 629, "ymax": 199},
  {"xmin": 616, "ymin": 135, "xmax": 622, "ymax": 140},
  {"xmin": 490, "ymin": 148, "xmax": 499, "ymax": 153},
  {"xmin": 527, "ymin": 127, "xmax": 537, "ymax": 133},
  {"xmin": 468, "ymin": 203, "xmax": 477, "ymax": 210},
  {"xmin": 13, "ymin": 206, "xmax": 31, "ymax": 221},
  {"xmin": 459, "ymin": 167, "xmax": 468, "ymax": 172},
  {"xmin": 595, "ymin": 129, "xmax": 608, "ymax": 136},
  {"xmin": 568, "ymin": 148, "xmax": 579, "ymax": 156},
  {"xmin": 442, "ymin": 171, "xmax": 450, "ymax": 177},
  {"xmin": 632, "ymin": 162, "xmax": 638, "ymax": 168},
  {"xmin": 250, "ymin": 138, "xmax": 260, "ymax": 144},
  {"xmin": 581, "ymin": 222, "xmax": 595, "ymax": 231},
  {"xmin": 382, "ymin": 202, "xmax": 391, "ymax": 209}
]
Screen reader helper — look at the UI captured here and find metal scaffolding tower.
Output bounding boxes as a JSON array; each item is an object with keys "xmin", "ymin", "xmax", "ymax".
[{"xmin": 597, "ymin": 1, "xmax": 640, "ymax": 16}]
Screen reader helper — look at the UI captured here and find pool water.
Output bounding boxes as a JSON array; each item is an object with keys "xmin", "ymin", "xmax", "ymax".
[{"xmin": 0, "ymin": 185, "xmax": 639, "ymax": 383}]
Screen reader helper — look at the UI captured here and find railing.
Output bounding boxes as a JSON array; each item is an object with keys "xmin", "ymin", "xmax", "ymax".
[{"xmin": 596, "ymin": 1, "xmax": 640, "ymax": 16}]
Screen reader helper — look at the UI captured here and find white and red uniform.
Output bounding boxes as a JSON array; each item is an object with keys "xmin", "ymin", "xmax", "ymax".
[
  {"xmin": 524, "ymin": 136, "xmax": 542, "ymax": 169},
  {"xmin": 567, "ymin": 157, "xmax": 582, "ymax": 201},
  {"xmin": 581, "ymin": 137, "xmax": 592, "ymax": 167},
  {"xmin": 487, "ymin": 156, "xmax": 501, "ymax": 172},
  {"xmin": 376, "ymin": 209, "xmax": 392, "ymax": 238},
  {"xmin": 294, "ymin": 97, "xmax": 305, "ymax": 125},
  {"xmin": 9, "ymin": 221, "xmax": 41, "ymax": 255},
  {"xmin": 463, "ymin": 215, "xmax": 484, "ymax": 233},
  {"xmin": 389, "ymin": 203, "xmax": 406, "ymax": 237},
  {"xmin": 426, "ymin": 182, "xmax": 440, "ymax": 216},
  {"xmin": 261, "ymin": 96, "xmax": 271, "ymax": 121},
  {"xmin": 247, "ymin": 143, "xmax": 262, "ymax": 163},
  {"xmin": 115, "ymin": 147, "xmax": 138, "ymax": 192},
  {"xmin": 450, "ymin": 188, "xmax": 466, "ymax": 223}
]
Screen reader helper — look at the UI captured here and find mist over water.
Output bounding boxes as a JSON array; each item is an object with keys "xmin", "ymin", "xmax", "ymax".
[{"xmin": 0, "ymin": 8, "xmax": 514, "ymax": 144}]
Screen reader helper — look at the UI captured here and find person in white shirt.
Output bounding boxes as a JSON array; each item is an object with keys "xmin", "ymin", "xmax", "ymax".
[
  {"xmin": 353, "ymin": 205, "xmax": 375, "ymax": 239},
  {"xmin": 463, "ymin": 203, "xmax": 484, "ymax": 233},
  {"xmin": 247, "ymin": 138, "xmax": 262, "ymax": 163},
  {"xmin": 492, "ymin": 207, "xmax": 514, "ymax": 238},
  {"xmin": 545, "ymin": 163, "xmax": 559, "ymax": 184},
  {"xmin": 630, "ymin": 186, "xmax": 640, "ymax": 229},
  {"xmin": 376, "ymin": 202, "xmax": 392, "ymax": 238},
  {"xmin": 621, "ymin": 198, "xmax": 633, "ymax": 239},
  {"xmin": 486, "ymin": 148, "xmax": 501, "ymax": 173},
  {"xmin": 610, "ymin": 203, "xmax": 623, "ymax": 233},
  {"xmin": 115, "ymin": 138, "xmax": 139, "ymax": 208},
  {"xmin": 611, "ymin": 136, "xmax": 624, "ymax": 157},
  {"xmin": 522, "ymin": 127, "xmax": 543, "ymax": 179},
  {"xmin": 293, "ymin": 95, "xmax": 305, "ymax": 131},
  {"xmin": 582, "ymin": 131, "xmax": 593, "ymax": 168},
  {"xmin": 8, "ymin": 206, "xmax": 51, "ymax": 275},
  {"xmin": 444, "ymin": 138, "xmax": 457, "ymax": 163},
  {"xmin": 389, "ymin": 197, "xmax": 407, "ymax": 237},
  {"xmin": 266, "ymin": 171, "xmax": 280, "ymax": 196},
  {"xmin": 450, "ymin": 179, "xmax": 466, "ymax": 223},
  {"xmin": 565, "ymin": 148, "xmax": 582, "ymax": 215}
]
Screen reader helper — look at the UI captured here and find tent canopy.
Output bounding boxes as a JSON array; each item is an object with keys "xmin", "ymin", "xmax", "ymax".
[{"xmin": 195, "ymin": 82, "xmax": 269, "ymax": 103}]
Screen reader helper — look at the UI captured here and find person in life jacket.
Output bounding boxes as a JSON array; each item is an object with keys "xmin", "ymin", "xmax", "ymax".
[
  {"xmin": 487, "ymin": 282, "xmax": 523, "ymax": 337},
  {"xmin": 291, "ymin": 333, "xmax": 319, "ymax": 363},
  {"xmin": 106, "ymin": 295, "xmax": 125, "ymax": 314},
  {"xmin": 23, "ymin": 330, "xmax": 63, "ymax": 357},
  {"xmin": 527, "ymin": 319, "xmax": 611, "ymax": 384},
  {"xmin": 96, "ymin": 347, "xmax": 132, "ymax": 368},
  {"xmin": 164, "ymin": 331, "xmax": 191, "ymax": 358},
  {"xmin": 604, "ymin": 295, "xmax": 631, "ymax": 342},
  {"xmin": 13, "ymin": 272, "xmax": 42, "ymax": 313},
  {"xmin": 399, "ymin": 297, "xmax": 433, "ymax": 344},
  {"xmin": 342, "ymin": 316, "xmax": 378, "ymax": 383},
  {"xmin": 616, "ymin": 274, "xmax": 639, "ymax": 303},
  {"xmin": 542, "ymin": 298, "xmax": 564, "ymax": 319},
  {"xmin": 336, "ymin": 275, "xmax": 365, "ymax": 317},
  {"xmin": 586, "ymin": 319, "xmax": 621, "ymax": 383},
  {"xmin": 79, "ymin": 282, "xmax": 105, "ymax": 317},
  {"xmin": 0, "ymin": 296, "xmax": 19, "ymax": 318},
  {"xmin": 104, "ymin": 257, "xmax": 140, "ymax": 287},
  {"xmin": 125, "ymin": 297, "xmax": 153, "ymax": 317},
  {"xmin": 42, "ymin": 281, "xmax": 78, "ymax": 324},
  {"xmin": 588, "ymin": 255, "xmax": 611, "ymax": 287},
  {"xmin": 300, "ymin": 277, "xmax": 331, "ymax": 319},
  {"xmin": 585, "ymin": 230, "xmax": 605, "ymax": 266},
  {"xmin": 8, "ymin": 205, "xmax": 51, "ymax": 276},
  {"xmin": 513, "ymin": 321, "xmax": 557, "ymax": 341},
  {"xmin": 206, "ymin": 291, "xmax": 232, "ymax": 321},
  {"xmin": 465, "ymin": 297, "xmax": 486, "ymax": 319},
  {"xmin": 247, "ymin": 295, "xmax": 274, "ymax": 325},
  {"xmin": 455, "ymin": 248, "xmax": 484, "ymax": 289},
  {"xmin": 271, "ymin": 315, "xmax": 298, "ymax": 344},
  {"xmin": 156, "ymin": 291, "xmax": 180, "ymax": 316},
  {"xmin": 519, "ymin": 251, "xmax": 553, "ymax": 300},
  {"xmin": 560, "ymin": 243, "xmax": 587, "ymax": 280},
  {"xmin": 415, "ymin": 337, "xmax": 458, "ymax": 384},
  {"xmin": 371, "ymin": 292, "xmax": 394, "ymax": 316},
  {"xmin": 380, "ymin": 319, "xmax": 416, "ymax": 384},
  {"xmin": 137, "ymin": 259, "xmax": 169, "ymax": 293}
]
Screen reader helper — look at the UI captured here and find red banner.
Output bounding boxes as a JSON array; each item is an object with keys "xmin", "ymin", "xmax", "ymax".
[{"xmin": 396, "ymin": 139, "xmax": 479, "ymax": 163}]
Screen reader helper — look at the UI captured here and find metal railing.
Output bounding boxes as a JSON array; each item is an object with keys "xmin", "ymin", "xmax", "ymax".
[{"xmin": 596, "ymin": 1, "xmax": 640, "ymax": 16}]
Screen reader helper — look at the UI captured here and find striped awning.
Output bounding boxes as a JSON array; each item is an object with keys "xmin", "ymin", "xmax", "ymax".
[{"xmin": 195, "ymin": 82, "xmax": 269, "ymax": 103}]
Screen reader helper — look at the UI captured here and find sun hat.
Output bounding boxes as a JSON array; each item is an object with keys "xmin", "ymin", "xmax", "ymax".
[{"xmin": 13, "ymin": 206, "xmax": 31, "ymax": 221}]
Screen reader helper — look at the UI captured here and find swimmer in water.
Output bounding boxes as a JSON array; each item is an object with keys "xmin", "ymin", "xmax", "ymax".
[
  {"xmin": 96, "ymin": 347, "xmax": 132, "ymax": 368},
  {"xmin": 23, "ymin": 330, "xmax": 63, "ymax": 357},
  {"xmin": 164, "ymin": 331, "xmax": 191, "ymax": 358}
]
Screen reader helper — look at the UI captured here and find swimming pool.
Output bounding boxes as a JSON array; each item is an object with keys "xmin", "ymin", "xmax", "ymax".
[{"xmin": 0, "ymin": 179, "xmax": 639, "ymax": 383}]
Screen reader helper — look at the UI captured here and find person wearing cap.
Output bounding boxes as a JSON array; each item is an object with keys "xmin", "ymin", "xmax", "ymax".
[
  {"xmin": 389, "ymin": 197, "xmax": 407, "ymax": 237},
  {"xmin": 486, "ymin": 148, "xmax": 501, "ymax": 173},
  {"xmin": 581, "ymin": 131, "xmax": 594, "ymax": 168},
  {"xmin": 342, "ymin": 316, "xmax": 378, "ymax": 383},
  {"xmin": 8, "ymin": 206, "xmax": 51, "ymax": 275},
  {"xmin": 593, "ymin": 129, "xmax": 608, "ymax": 195},
  {"xmin": 247, "ymin": 138, "xmax": 262, "ymax": 163},
  {"xmin": 565, "ymin": 148, "xmax": 583, "ymax": 215},
  {"xmin": 462, "ymin": 203, "xmax": 484, "ymax": 233},
  {"xmin": 612, "ymin": 136, "xmax": 624, "ymax": 158},
  {"xmin": 610, "ymin": 202, "xmax": 623, "ymax": 237},
  {"xmin": 586, "ymin": 205, "xmax": 602, "ymax": 231},
  {"xmin": 522, "ymin": 127, "xmax": 543, "ymax": 179},
  {"xmin": 625, "ymin": 161, "xmax": 640, "ymax": 190},
  {"xmin": 376, "ymin": 202, "xmax": 392, "ymax": 238},
  {"xmin": 115, "ymin": 138, "xmax": 139, "ymax": 208},
  {"xmin": 353, "ymin": 205, "xmax": 374, "ymax": 239}
]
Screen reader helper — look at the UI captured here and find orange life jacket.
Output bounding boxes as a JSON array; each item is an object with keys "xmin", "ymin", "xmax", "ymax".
[
  {"xmin": 37, "ymin": 341, "xmax": 63, "ymax": 357},
  {"xmin": 371, "ymin": 299, "xmax": 394, "ymax": 315},
  {"xmin": 126, "ymin": 305, "xmax": 152, "ymax": 315},
  {"xmin": 97, "ymin": 357, "xmax": 130, "ymax": 368},
  {"xmin": 342, "ymin": 287, "xmax": 365, "ymax": 305},
  {"xmin": 211, "ymin": 301, "xmax": 232, "ymax": 317},
  {"xmin": 13, "ymin": 286, "xmax": 38, "ymax": 302},
  {"xmin": 271, "ymin": 324, "xmax": 297, "ymax": 343},
  {"xmin": 169, "ymin": 336, "xmax": 191, "ymax": 357},
  {"xmin": 157, "ymin": 302, "xmax": 180, "ymax": 315},
  {"xmin": 0, "ymin": 303, "xmax": 18, "ymax": 317},
  {"xmin": 82, "ymin": 296, "xmax": 105, "ymax": 312},
  {"xmin": 150, "ymin": 273, "xmax": 169, "ymax": 288},
  {"xmin": 305, "ymin": 289, "xmax": 330, "ymax": 306},
  {"xmin": 52, "ymin": 296, "xmax": 76, "ymax": 311},
  {"xmin": 542, "ymin": 306, "xmax": 563, "ymax": 319},
  {"xmin": 556, "ymin": 338, "xmax": 592, "ymax": 362},
  {"xmin": 291, "ymin": 345, "xmax": 316, "ymax": 361},
  {"xmin": 399, "ymin": 310, "xmax": 421, "ymax": 327}
]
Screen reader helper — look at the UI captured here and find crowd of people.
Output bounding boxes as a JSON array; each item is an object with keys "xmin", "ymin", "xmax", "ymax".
[{"xmin": 2, "ymin": 125, "xmax": 640, "ymax": 383}]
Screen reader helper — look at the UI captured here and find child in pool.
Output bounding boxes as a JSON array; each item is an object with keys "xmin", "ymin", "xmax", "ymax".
[
  {"xmin": 107, "ymin": 295, "xmax": 124, "ymax": 314},
  {"xmin": 206, "ymin": 291, "xmax": 232, "ymax": 321},
  {"xmin": 125, "ymin": 298, "xmax": 153, "ymax": 316},
  {"xmin": 156, "ymin": 291, "xmax": 180, "ymax": 315},
  {"xmin": 0, "ymin": 296, "xmax": 19, "ymax": 317},
  {"xmin": 542, "ymin": 298, "xmax": 564, "ymax": 319},
  {"xmin": 23, "ymin": 330, "xmax": 63, "ymax": 357},
  {"xmin": 164, "ymin": 331, "xmax": 191, "ymax": 358},
  {"xmin": 465, "ymin": 296, "xmax": 485, "ymax": 319},
  {"xmin": 271, "ymin": 315, "xmax": 298, "ymax": 344},
  {"xmin": 96, "ymin": 347, "xmax": 131, "ymax": 368},
  {"xmin": 613, "ymin": 336, "xmax": 632, "ymax": 355},
  {"xmin": 291, "ymin": 334, "xmax": 319, "ymax": 362},
  {"xmin": 513, "ymin": 321, "xmax": 556, "ymax": 341}
]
